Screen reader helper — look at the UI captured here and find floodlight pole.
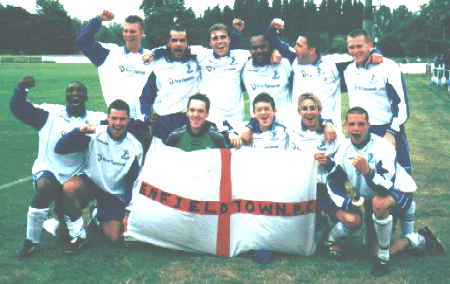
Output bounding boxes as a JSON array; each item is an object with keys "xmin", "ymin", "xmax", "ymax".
[{"xmin": 363, "ymin": 0, "xmax": 375, "ymax": 42}]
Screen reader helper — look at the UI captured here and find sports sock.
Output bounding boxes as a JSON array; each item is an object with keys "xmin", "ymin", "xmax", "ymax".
[
  {"xmin": 65, "ymin": 215, "xmax": 86, "ymax": 239},
  {"xmin": 91, "ymin": 208, "xmax": 100, "ymax": 226},
  {"xmin": 400, "ymin": 201, "xmax": 415, "ymax": 237},
  {"xmin": 26, "ymin": 207, "xmax": 49, "ymax": 243},
  {"xmin": 373, "ymin": 214, "xmax": 393, "ymax": 261},
  {"xmin": 327, "ymin": 222, "xmax": 357, "ymax": 242}
]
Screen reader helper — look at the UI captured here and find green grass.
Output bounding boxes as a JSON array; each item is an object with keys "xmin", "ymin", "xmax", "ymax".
[{"xmin": 1, "ymin": 64, "xmax": 449, "ymax": 283}]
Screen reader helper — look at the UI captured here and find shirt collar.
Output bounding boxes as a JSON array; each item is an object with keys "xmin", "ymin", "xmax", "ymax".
[
  {"xmin": 312, "ymin": 54, "xmax": 323, "ymax": 66},
  {"xmin": 123, "ymin": 46, "xmax": 144, "ymax": 55},
  {"xmin": 300, "ymin": 116, "xmax": 325, "ymax": 133},
  {"xmin": 213, "ymin": 50, "xmax": 230, "ymax": 59},
  {"xmin": 352, "ymin": 132, "xmax": 371, "ymax": 149},
  {"xmin": 65, "ymin": 106, "xmax": 87, "ymax": 118}
]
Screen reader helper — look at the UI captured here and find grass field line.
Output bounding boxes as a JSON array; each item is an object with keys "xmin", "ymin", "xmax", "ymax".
[{"xmin": 0, "ymin": 175, "xmax": 33, "ymax": 190}]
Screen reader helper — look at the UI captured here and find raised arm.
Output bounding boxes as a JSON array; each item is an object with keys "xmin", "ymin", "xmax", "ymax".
[
  {"xmin": 10, "ymin": 76, "xmax": 48, "ymax": 130},
  {"xmin": 76, "ymin": 10, "xmax": 115, "ymax": 67},
  {"xmin": 265, "ymin": 19, "xmax": 296, "ymax": 63}
]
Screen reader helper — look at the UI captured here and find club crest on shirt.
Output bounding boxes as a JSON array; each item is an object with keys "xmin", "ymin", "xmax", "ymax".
[
  {"xmin": 272, "ymin": 70, "xmax": 280, "ymax": 79},
  {"xmin": 369, "ymin": 74, "xmax": 377, "ymax": 84},
  {"xmin": 187, "ymin": 63, "xmax": 193, "ymax": 74},
  {"xmin": 206, "ymin": 66, "xmax": 213, "ymax": 72},
  {"xmin": 230, "ymin": 56, "xmax": 237, "ymax": 65},
  {"xmin": 317, "ymin": 139, "xmax": 327, "ymax": 152},
  {"xmin": 121, "ymin": 149, "xmax": 130, "ymax": 160}
]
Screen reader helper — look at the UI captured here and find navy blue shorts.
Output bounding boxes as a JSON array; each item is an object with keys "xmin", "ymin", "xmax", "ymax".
[
  {"xmin": 79, "ymin": 174, "xmax": 125, "ymax": 222},
  {"xmin": 33, "ymin": 170, "xmax": 60, "ymax": 190},
  {"xmin": 369, "ymin": 124, "xmax": 412, "ymax": 175},
  {"xmin": 317, "ymin": 183, "xmax": 339, "ymax": 222}
]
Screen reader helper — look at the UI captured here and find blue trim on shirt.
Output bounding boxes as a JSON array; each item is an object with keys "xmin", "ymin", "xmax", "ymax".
[
  {"xmin": 10, "ymin": 86, "xmax": 49, "ymax": 130},
  {"xmin": 265, "ymin": 24, "xmax": 296, "ymax": 64},
  {"xmin": 76, "ymin": 16, "xmax": 110, "ymax": 67},
  {"xmin": 139, "ymin": 72, "xmax": 158, "ymax": 117}
]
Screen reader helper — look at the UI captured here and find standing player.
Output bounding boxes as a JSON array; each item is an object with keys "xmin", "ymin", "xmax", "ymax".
[
  {"xmin": 242, "ymin": 36, "xmax": 292, "ymax": 116},
  {"xmin": 139, "ymin": 26, "xmax": 200, "ymax": 142},
  {"xmin": 77, "ymin": 10, "xmax": 150, "ymax": 118},
  {"xmin": 54, "ymin": 100, "xmax": 143, "ymax": 253},
  {"xmin": 194, "ymin": 20, "xmax": 250, "ymax": 125},
  {"xmin": 11, "ymin": 77, "xmax": 105, "ymax": 259},
  {"xmin": 327, "ymin": 107, "xmax": 443, "ymax": 276},
  {"xmin": 343, "ymin": 29, "xmax": 412, "ymax": 174}
]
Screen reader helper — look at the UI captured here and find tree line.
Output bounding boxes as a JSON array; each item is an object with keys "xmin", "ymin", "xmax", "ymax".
[{"xmin": 0, "ymin": 0, "xmax": 445, "ymax": 57}]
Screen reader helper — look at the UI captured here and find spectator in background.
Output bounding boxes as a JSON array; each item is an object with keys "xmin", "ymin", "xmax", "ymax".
[
  {"xmin": 416, "ymin": 55, "xmax": 421, "ymax": 63},
  {"xmin": 403, "ymin": 56, "xmax": 409, "ymax": 63}
]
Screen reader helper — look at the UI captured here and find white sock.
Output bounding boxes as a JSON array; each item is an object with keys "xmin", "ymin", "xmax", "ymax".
[
  {"xmin": 327, "ymin": 222, "xmax": 356, "ymax": 242},
  {"xmin": 43, "ymin": 218, "xmax": 60, "ymax": 237},
  {"xmin": 373, "ymin": 214, "xmax": 393, "ymax": 261},
  {"xmin": 400, "ymin": 201, "xmax": 415, "ymax": 237},
  {"xmin": 405, "ymin": 232, "xmax": 426, "ymax": 249},
  {"xmin": 26, "ymin": 207, "xmax": 49, "ymax": 243},
  {"xmin": 65, "ymin": 216, "xmax": 86, "ymax": 239},
  {"xmin": 91, "ymin": 208, "xmax": 100, "ymax": 226}
]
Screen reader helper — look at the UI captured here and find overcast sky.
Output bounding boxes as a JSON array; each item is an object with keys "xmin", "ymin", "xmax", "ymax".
[{"xmin": 1, "ymin": 0, "xmax": 430, "ymax": 23}]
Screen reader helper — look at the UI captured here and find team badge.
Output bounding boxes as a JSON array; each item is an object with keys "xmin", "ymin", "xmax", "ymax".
[
  {"xmin": 272, "ymin": 70, "xmax": 280, "ymax": 79},
  {"xmin": 369, "ymin": 74, "xmax": 377, "ymax": 84},
  {"xmin": 317, "ymin": 139, "xmax": 327, "ymax": 152},
  {"xmin": 230, "ymin": 56, "xmax": 237, "ymax": 65},
  {"xmin": 206, "ymin": 66, "xmax": 213, "ymax": 72},
  {"xmin": 187, "ymin": 63, "xmax": 193, "ymax": 74},
  {"xmin": 121, "ymin": 150, "xmax": 130, "ymax": 160}
]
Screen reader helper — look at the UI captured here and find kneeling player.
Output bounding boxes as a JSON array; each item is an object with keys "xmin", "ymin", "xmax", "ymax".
[{"xmin": 326, "ymin": 107, "xmax": 444, "ymax": 277}]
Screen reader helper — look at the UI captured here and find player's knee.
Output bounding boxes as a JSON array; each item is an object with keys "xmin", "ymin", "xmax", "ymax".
[
  {"xmin": 63, "ymin": 178, "xmax": 82, "ymax": 198},
  {"xmin": 343, "ymin": 213, "xmax": 362, "ymax": 228},
  {"xmin": 104, "ymin": 230, "xmax": 121, "ymax": 244},
  {"xmin": 372, "ymin": 196, "xmax": 388, "ymax": 218}
]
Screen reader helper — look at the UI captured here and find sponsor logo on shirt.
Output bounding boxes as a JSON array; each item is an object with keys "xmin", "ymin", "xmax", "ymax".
[
  {"xmin": 301, "ymin": 70, "xmax": 312, "ymax": 78},
  {"xmin": 250, "ymin": 83, "xmax": 281, "ymax": 90},
  {"xmin": 191, "ymin": 141, "xmax": 201, "ymax": 146},
  {"xmin": 168, "ymin": 75, "xmax": 196, "ymax": 84},
  {"xmin": 118, "ymin": 65, "xmax": 146, "ymax": 75},
  {"xmin": 97, "ymin": 154, "xmax": 126, "ymax": 166},
  {"xmin": 205, "ymin": 66, "xmax": 237, "ymax": 72}
]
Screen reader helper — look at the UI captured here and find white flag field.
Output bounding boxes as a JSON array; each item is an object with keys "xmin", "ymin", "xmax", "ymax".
[{"xmin": 125, "ymin": 138, "xmax": 318, "ymax": 257}]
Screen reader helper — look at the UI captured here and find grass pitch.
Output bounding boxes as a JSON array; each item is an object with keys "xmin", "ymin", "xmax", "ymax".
[{"xmin": 0, "ymin": 63, "xmax": 449, "ymax": 283}]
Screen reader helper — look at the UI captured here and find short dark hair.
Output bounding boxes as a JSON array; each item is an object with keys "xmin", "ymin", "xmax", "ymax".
[
  {"xmin": 208, "ymin": 23, "xmax": 228, "ymax": 41},
  {"xmin": 252, "ymin": 93, "xmax": 275, "ymax": 112},
  {"xmin": 166, "ymin": 25, "xmax": 189, "ymax": 43},
  {"xmin": 125, "ymin": 15, "xmax": 144, "ymax": 31},
  {"xmin": 188, "ymin": 93, "xmax": 210, "ymax": 112},
  {"xmin": 346, "ymin": 106, "xmax": 369, "ymax": 122},
  {"xmin": 66, "ymin": 81, "xmax": 87, "ymax": 96},
  {"xmin": 348, "ymin": 29, "xmax": 370, "ymax": 42},
  {"xmin": 108, "ymin": 99, "xmax": 130, "ymax": 117},
  {"xmin": 300, "ymin": 32, "xmax": 322, "ymax": 55}
]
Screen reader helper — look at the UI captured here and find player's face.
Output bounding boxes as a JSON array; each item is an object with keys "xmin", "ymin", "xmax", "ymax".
[
  {"xmin": 345, "ymin": 113, "xmax": 370, "ymax": 145},
  {"xmin": 107, "ymin": 109, "xmax": 130, "ymax": 140},
  {"xmin": 253, "ymin": 101, "xmax": 276, "ymax": 132},
  {"xmin": 209, "ymin": 30, "xmax": 231, "ymax": 57},
  {"xmin": 250, "ymin": 37, "xmax": 270, "ymax": 66},
  {"xmin": 123, "ymin": 22, "xmax": 144, "ymax": 52},
  {"xmin": 66, "ymin": 83, "xmax": 87, "ymax": 109},
  {"xmin": 187, "ymin": 99, "xmax": 209, "ymax": 133},
  {"xmin": 294, "ymin": 36, "xmax": 313, "ymax": 64},
  {"xmin": 347, "ymin": 34, "xmax": 372, "ymax": 67},
  {"xmin": 168, "ymin": 31, "xmax": 188, "ymax": 61},
  {"xmin": 298, "ymin": 99, "xmax": 321, "ymax": 131}
]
